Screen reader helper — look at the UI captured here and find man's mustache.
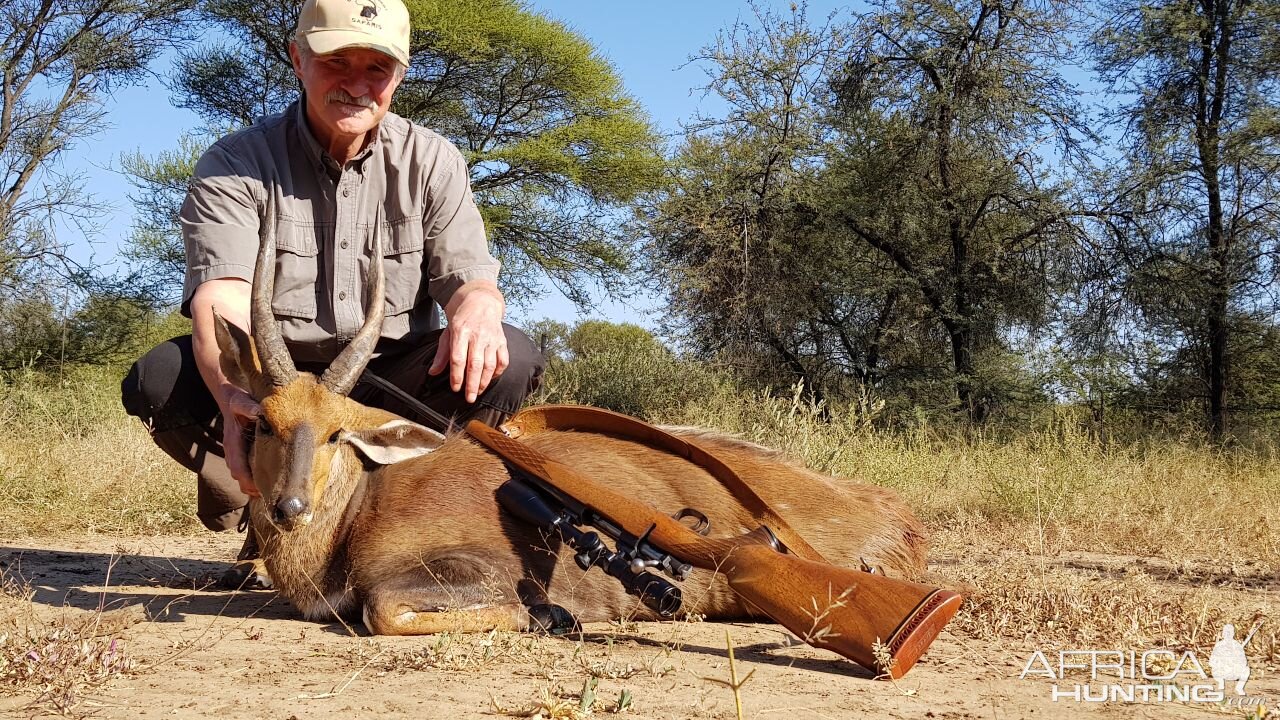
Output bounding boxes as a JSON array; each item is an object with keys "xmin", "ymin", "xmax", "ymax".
[{"xmin": 324, "ymin": 90, "xmax": 377, "ymax": 110}]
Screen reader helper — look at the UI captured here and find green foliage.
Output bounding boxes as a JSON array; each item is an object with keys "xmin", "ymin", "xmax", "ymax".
[
  {"xmin": 531, "ymin": 319, "xmax": 733, "ymax": 420},
  {"xmin": 120, "ymin": 134, "xmax": 211, "ymax": 305},
  {"xmin": 562, "ymin": 320, "xmax": 665, "ymax": 359},
  {"xmin": 126, "ymin": 0, "xmax": 666, "ymax": 307},
  {"xmin": 643, "ymin": 4, "xmax": 861, "ymax": 404},
  {"xmin": 822, "ymin": 0, "xmax": 1089, "ymax": 421},
  {"xmin": 403, "ymin": 0, "xmax": 667, "ymax": 305},
  {"xmin": 15, "ymin": 0, "xmax": 1280, "ymax": 443},
  {"xmin": 0, "ymin": 296, "xmax": 188, "ymax": 371},
  {"xmin": 0, "ymin": 0, "xmax": 194, "ymax": 307},
  {"xmin": 1091, "ymin": 0, "xmax": 1280, "ymax": 437},
  {"xmin": 644, "ymin": 1, "xmax": 1086, "ymax": 422},
  {"xmin": 0, "ymin": 0, "xmax": 195, "ymax": 387}
]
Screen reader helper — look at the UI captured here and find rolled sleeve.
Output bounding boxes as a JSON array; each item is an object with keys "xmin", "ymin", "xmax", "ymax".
[
  {"xmin": 423, "ymin": 149, "xmax": 500, "ymax": 309},
  {"xmin": 180, "ymin": 142, "xmax": 262, "ymax": 317}
]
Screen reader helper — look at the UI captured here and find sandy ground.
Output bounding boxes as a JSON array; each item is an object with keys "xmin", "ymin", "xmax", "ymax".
[{"xmin": 1, "ymin": 534, "xmax": 1276, "ymax": 719}]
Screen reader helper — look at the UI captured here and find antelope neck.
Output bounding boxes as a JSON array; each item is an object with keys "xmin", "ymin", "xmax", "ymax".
[{"xmin": 323, "ymin": 466, "xmax": 372, "ymax": 593}]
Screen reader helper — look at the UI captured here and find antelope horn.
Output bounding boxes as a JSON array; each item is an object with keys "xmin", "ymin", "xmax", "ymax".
[
  {"xmin": 320, "ymin": 223, "xmax": 385, "ymax": 395},
  {"xmin": 252, "ymin": 193, "xmax": 299, "ymax": 387}
]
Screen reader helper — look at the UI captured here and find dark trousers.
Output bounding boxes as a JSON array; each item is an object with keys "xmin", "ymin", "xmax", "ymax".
[{"xmin": 121, "ymin": 324, "xmax": 545, "ymax": 531}]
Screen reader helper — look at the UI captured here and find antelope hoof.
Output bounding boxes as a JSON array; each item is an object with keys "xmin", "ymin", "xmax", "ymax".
[
  {"xmin": 528, "ymin": 603, "xmax": 580, "ymax": 636},
  {"xmin": 219, "ymin": 558, "xmax": 273, "ymax": 591}
]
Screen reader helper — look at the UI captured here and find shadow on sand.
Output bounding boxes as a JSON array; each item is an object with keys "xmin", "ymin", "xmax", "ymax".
[
  {"xmin": 0, "ymin": 545, "xmax": 882, "ymax": 676},
  {"xmin": 0, "ymin": 546, "xmax": 296, "ymax": 626}
]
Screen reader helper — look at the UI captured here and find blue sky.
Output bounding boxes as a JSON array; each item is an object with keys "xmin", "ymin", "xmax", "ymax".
[{"xmin": 65, "ymin": 0, "xmax": 855, "ymax": 325}]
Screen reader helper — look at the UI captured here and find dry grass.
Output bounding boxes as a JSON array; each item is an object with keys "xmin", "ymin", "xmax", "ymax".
[
  {"xmin": 1, "ymin": 365, "xmax": 1278, "ymax": 712},
  {"xmin": 0, "ymin": 564, "xmax": 142, "ymax": 715},
  {"xmin": 349, "ymin": 628, "xmax": 659, "ymax": 718},
  {"xmin": 5, "ymin": 363, "xmax": 1278, "ymax": 571},
  {"xmin": 491, "ymin": 677, "xmax": 633, "ymax": 719},
  {"xmin": 941, "ymin": 552, "xmax": 1278, "ymax": 658},
  {"xmin": 365, "ymin": 629, "xmax": 551, "ymax": 674},
  {"xmin": 0, "ymin": 365, "xmax": 199, "ymax": 537},
  {"xmin": 669, "ymin": 384, "xmax": 1280, "ymax": 569}
]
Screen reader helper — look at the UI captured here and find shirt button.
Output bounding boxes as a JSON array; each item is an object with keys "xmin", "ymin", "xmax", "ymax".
[
  {"xmin": 342, "ymin": 188, "xmax": 350, "ymax": 197},
  {"xmin": 338, "ymin": 291, "xmax": 347, "ymax": 301},
  {"xmin": 340, "ymin": 239, "xmax": 349, "ymax": 249}
]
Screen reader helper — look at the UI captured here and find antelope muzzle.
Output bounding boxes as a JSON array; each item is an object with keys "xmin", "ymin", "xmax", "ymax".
[{"xmin": 271, "ymin": 424, "xmax": 316, "ymax": 530}]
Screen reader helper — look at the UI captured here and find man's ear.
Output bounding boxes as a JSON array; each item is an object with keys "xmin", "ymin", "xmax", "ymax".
[
  {"xmin": 344, "ymin": 419, "xmax": 447, "ymax": 466},
  {"xmin": 213, "ymin": 309, "xmax": 270, "ymax": 399},
  {"xmin": 288, "ymin": 40, "xmax": 304, "ymax": 80}
]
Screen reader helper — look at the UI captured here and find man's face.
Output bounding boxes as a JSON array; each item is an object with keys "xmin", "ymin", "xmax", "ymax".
[{"xmin": 289, "ymin": 43, "xmax": 403, "ymax": 143}]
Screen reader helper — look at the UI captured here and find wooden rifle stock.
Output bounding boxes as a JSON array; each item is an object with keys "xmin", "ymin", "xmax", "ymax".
[{"xmin": 466, "ymin": 420, "xmax": 961, "ymax": 679}]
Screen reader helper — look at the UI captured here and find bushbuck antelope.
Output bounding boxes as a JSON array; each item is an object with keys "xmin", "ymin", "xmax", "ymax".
[{"xmin": 215, "ymin": 220, "xmax": 929, "ymax": 636}]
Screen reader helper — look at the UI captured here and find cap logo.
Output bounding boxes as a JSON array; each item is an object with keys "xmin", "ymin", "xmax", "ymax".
[{"xmin": 297, "ymin": 0, "xmax": 406, "ymax": 64}]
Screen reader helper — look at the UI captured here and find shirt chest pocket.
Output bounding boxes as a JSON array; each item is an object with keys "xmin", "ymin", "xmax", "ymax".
[
  {"xmin": 271, "ymin": 218, "xmax": 321, "ymax": 321},
  {"xmin": 376, "ymin": 218, "xmax": 426, "ymax": 315}
]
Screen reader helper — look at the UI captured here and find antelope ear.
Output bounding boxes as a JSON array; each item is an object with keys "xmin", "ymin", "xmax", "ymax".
[
  {"xmin": 345, "ymin": 420, "xmax": 447, "ymax": 466},
  {"xmin": 212, "ymin": 309, "xmax": 269, "ymax": 399}
]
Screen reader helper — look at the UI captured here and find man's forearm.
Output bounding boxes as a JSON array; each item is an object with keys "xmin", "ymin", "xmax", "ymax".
[{"xmin": 190, "ymin": 278, "xmax": 253, "ymax": 412}]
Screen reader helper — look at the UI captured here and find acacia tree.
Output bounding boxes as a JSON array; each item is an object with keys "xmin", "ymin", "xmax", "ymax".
[
  {"xmin": 0, "ymin": 0, "xmax": 193, "ymax": 298},
  {"xmin": 126, "ymin": 0, "xmax": 664, "ymax": 307},
  {"xmin": 119, "ymin": 135, "xmax": 207, "ymax": 305},
  {"xmin": 643, "ymin": 5, "xmax": 888, "ymax": 400},
  {"xmin": 1093, "ymin": 0, "xmax": 1280, "ymax": 438},
  {"xmin": 824, "ymin": 0, "xmax": 1091, "ymax": 420}
]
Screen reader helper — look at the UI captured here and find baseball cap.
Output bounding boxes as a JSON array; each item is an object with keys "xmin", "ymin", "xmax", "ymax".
[{"xmin": 295, "ymin": 0, "xmax": 411, "ymax": 67}]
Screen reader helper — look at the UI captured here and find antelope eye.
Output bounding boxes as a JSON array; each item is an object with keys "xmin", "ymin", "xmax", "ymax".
[
  {"xmin": 257, "ymin": 418, "xmax": 274, "ymax": 436},
  {"xmin": 328, "ymin": 430, "xmax": 342, "ymax": 444}
]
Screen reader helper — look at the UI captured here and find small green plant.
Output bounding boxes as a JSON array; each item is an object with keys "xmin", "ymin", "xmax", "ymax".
[{"xmin": 696, "ymin": 630, "xmax": 754, "ymax": 720}]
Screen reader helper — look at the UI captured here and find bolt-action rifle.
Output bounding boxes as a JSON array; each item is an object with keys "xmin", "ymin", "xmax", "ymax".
[{"xmin": 466, "ymin": 419, "xmax": 962, "ymax": 679}]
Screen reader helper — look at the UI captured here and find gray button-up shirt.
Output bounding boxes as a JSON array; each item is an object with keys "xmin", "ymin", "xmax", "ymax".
[{"xmin": 180, "ymin": 99, "xmax": 500, "ymax": 364}]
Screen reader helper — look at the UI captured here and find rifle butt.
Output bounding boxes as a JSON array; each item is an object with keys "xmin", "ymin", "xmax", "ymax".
[{"xmin": 722, "ymin": 544, "xmax": 961, "ymax": 679}]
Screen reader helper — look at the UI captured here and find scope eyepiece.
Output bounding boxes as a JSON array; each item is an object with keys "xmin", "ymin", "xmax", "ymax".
[{"xmin": 629, "ymin": 571, "xmax": 682, "ymax": 617}]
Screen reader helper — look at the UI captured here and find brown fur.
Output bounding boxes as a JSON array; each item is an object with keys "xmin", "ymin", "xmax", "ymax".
[
  {"xmin": 344, "ymin": 429, "xmax": 928, "ymax": 628},
  {"xmin": 230, "ymin": 366, "xmax": 928, "ymax": 634}
]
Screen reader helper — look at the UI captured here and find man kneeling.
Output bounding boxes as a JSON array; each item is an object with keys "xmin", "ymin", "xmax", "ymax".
[{"xmin": 120, "ymin": 0, "xmax": 543, "ymax": 587}]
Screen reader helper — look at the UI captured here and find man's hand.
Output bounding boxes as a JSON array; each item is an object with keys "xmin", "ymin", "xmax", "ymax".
[
  {"xmin": 190, "ymin": 278, "xmax": 260, "ymax": 497},
  {"xmin": 429, "ymin": 280, "xmax": 508, "ymax": 403},
  {"xmin": 221, "ymin": 387, "xmax": 262, "ymax": 498}
]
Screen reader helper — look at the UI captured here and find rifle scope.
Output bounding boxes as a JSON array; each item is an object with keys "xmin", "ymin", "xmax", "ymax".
[{"xmin": 496, "ymin": 478, "xmax": 683, "ymax": 617}]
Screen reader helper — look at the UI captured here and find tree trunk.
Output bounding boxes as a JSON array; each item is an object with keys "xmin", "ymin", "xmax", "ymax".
[
  {"xmin": 764, "ymin": 332, "xmax": 826, "ymax": 408},
  {"xmin": 936, "ymin": 103, "xmax": 986, "ymax": 423},
  {"xmin": 946, "ymin": 320, "xmax": 983, "ymax": 422},
  {"xmin": 1197, "ymin": 0, "xmax": 1232, "ymax": 440}
]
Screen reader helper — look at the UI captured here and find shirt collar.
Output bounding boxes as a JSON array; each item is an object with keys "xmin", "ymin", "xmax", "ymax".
[
  {"xmin": 293, "ymin": 97, "xmax": 330, "ymax": 175},
  {"xmin": 292, "ymin": 95, "xmax": 383, "ymax": 175}
]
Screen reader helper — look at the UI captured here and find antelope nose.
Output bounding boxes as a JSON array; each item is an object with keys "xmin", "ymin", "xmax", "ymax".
[{"xmin": 273, "ymin": 496, "xmax": 308, "ymax": 524}]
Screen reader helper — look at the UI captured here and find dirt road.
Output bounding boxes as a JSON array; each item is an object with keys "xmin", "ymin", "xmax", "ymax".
[{"xmin": 1, "ymin": 535, "xmax": 1275, "ymax": 719}]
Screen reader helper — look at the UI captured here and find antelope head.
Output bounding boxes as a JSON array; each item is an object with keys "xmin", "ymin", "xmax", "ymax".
[{"xmin": 212, "ymin": 199, "xmax": 444, "ymax": 531}]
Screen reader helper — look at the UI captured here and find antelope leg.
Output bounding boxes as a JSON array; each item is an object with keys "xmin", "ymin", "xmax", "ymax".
[
  {"xmin": 359, "ymin": 559, "xmax": 528, "ymax": 635},
  {"xmin": 363, "ymin": 593, "xmax": 529, "ymax": 635}
]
